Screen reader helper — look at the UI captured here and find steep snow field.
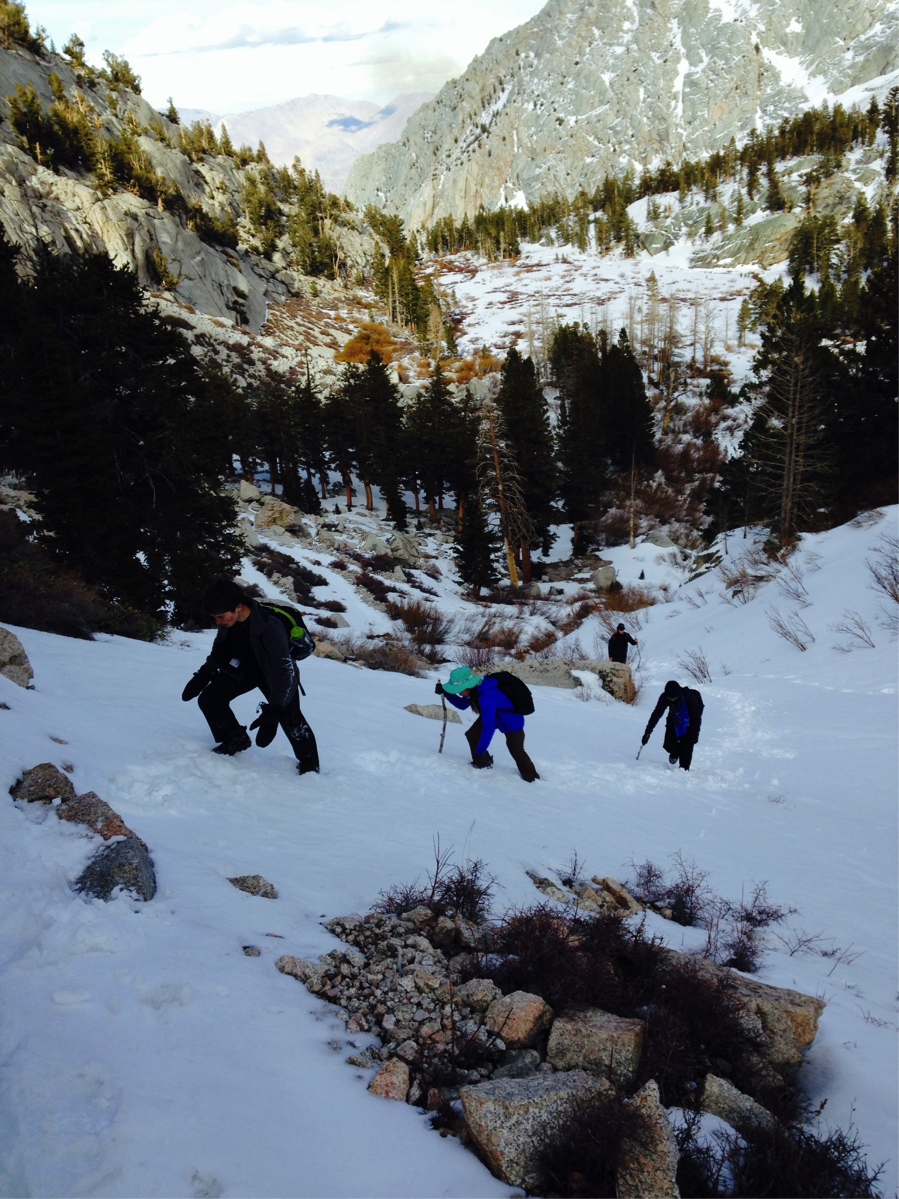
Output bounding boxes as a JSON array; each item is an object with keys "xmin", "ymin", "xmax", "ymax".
[{"xmin": 0, "ymin": 510, "xmax": 896, "ymax": 1198}]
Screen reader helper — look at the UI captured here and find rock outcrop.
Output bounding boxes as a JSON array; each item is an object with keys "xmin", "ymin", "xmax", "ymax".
[
  {"xmin": 0, "ymin": 45, "xmax": 371, "ymax": 331},
  {"xmin": 547, "ymin": 1007, "xmax": 645, "ymax": 1087},
  {"xmin": 346, "ymin": 0, "xmax": 897, "ymax": 226},
  {"xmin": 494, "ymin": 658, "xmax": 634, "ymax": 702},
  {"xmin": 617, "ymin": 1080, "xmax": 680, "ymax": 1199},
  {"xmin": 0, "ymin": 626, "xmax": 33, "ymax": 688}
]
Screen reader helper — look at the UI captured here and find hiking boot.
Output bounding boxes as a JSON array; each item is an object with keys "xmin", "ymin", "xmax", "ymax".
[
  {"xmin": 297, "ymin": 762, "xmax": 320, "ymax": 776},
  {"xmin": 213, "ymin": 728, "xmax": 251, "ymax": 756},
  {"xmin": 669, "ymin": 753, "xmax": 679, "ymax": 764}
]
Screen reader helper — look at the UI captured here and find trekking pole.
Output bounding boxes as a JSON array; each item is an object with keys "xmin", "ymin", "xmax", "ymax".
[
  {"xmin": 439, "ymin": 694, "xmax": 448, "ymax": 754},
  {"xmin": 636, "ymin": 743, "xmax": 644, "ymax": 761}
]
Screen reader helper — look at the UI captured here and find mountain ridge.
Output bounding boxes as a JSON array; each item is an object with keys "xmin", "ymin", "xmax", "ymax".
[{"xmin": 344, "ymin": 0, "xmax": 899, "ymax": 225}]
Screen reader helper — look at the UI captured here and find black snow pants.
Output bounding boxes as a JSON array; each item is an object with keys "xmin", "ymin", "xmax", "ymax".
[
  {"xmin": 198, "ymin": 662, "xmax": 319, "ymax": 774},
  {"xmin": 663, "ymin": 726, "xmax": 696, "ymax": 771},
  {"xmin": 465, "ymin": 717, "xmax": 539, "ymax": 782}
]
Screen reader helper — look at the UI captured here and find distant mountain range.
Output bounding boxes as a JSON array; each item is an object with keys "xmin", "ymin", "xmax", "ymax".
[
  {"xmin": 182, "ymin": 93, "xmax": 434, "ymax": 193},
  {"xmin": 345, "ymin": 0, "xmax": 899, "ymax": 225}
]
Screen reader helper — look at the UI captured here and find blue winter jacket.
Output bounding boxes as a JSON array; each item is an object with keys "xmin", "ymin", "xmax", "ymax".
[{"xmin": 445, "ymin": 676, "xmax": 525, "ymax": 755}]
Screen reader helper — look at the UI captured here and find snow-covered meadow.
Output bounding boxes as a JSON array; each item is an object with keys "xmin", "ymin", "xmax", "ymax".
[{"xmin": 0, "ymin": 507, "xmax": 896, "ymax": 1198}]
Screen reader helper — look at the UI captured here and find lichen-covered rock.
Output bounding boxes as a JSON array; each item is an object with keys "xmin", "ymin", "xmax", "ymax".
[
  {"xmin": 228, "ymin": 874, "xmax": 277, "ymax": 899},
  {"xmin": 592, "ymin": 876, "xmax": 643, "ymax": 913},
  {"xmin": 10, "ymin": 763, "xmax": 76, "ymax": 804},
  {"xmin": 385, "ymin": 531, "xmax": 421, "ymax": 567},
  {"xmin": 0, "ymin": 626, "xmax": 33, "ymax": 688},
  {"xmin": 74, "ymin": 836, "xmax": 156, "ymax": 902},
  {"xmin": 255, "ymin": 496, "xmax": 301, "ymax": 530},
  {"xmin": 663, "ymin": 949, "xmax": 825, "ymax": 1072},
  {"xmin": 701, "ymin": 1073, "xmax": 778, "ymax": 1137},
  {"xmin": 547, "ymin": 1007, "xmax": 645, "ymax": 1087},
  {"xmin": 617, "ymin": 1080, "xmax": 680, "ymax": 1199},
  {"xmin": 492, "ymin": 1048, "xmax": 540, "ymax": 1080},
  {"xmin": 369, "ymin": 1058, "xmax": 410, "ymax": 1101},
  {"xmin": 454, "ymin": 978, "xmax": 502, "ymax": 1012},
  {"xmin": 57, "ymin": 792, "xmax": 141, "ymax": 844},
  {"xmin": 460, "ymin": 1071, "xmax": 609, "ymax": 1189},
  {"xmin": 484, "ymin": 990, "xmax": 553, "ymax": 1048}
]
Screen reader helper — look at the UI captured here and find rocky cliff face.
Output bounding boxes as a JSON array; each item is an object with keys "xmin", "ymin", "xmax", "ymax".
[
  {"xmin": 345, "ymin": 0, "xmax": 899, "ymax": 226},
  {"xmin": 0, "ymin": 46, "xmax": 370, "ymax": 330}
]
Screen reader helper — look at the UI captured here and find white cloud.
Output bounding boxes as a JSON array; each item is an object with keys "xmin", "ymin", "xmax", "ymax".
[{"xmin": 33, "ymin": 0, "xmax": 545, "ymax": 111}]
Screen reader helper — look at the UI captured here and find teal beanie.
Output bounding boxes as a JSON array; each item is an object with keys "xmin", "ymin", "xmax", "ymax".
[{"xmin": 442, "ymin": 666, "xmax": 484, "ymax": 694}]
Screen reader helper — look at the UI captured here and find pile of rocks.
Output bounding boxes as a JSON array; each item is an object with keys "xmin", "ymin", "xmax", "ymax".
[
  {"xmin": 276, "ymin": 902, "xmax": 826, "ymax": 1192},
  {"xmin": 9, "ymin": 763, "xmax": 156, "ymax": 901}
]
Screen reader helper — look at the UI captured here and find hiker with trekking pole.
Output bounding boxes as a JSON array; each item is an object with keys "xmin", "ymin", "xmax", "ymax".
[
  {"xmin": 181, "ymin": 579, "xmax": 320, "ymax": 776},
  {"xmin": 435, "ymin": 666, "xmax": 540, "ymax": 782},
  {"xmin": 639, "ymin": 679, "xmax": 704, "ymax": 771}
]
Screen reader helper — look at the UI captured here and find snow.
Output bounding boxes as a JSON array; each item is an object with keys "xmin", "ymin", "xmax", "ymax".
[{"xmin": 0, "ymin": 507, "xmax": 896, "ymax": 1197}]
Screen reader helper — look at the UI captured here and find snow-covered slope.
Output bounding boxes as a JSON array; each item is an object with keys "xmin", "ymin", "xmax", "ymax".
[{"xmin": 0, "ymin": 508, "xmax": 896, "ymax": 1196}]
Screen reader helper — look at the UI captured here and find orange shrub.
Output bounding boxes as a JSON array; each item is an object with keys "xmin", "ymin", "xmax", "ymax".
[{"xmin": 336, "ymin": 322, "xmax": 403, "ymax": 364}]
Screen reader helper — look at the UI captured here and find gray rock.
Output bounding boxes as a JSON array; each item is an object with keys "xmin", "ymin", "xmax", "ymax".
[
  {"xmin": 228, "ymin": 874, "xmax": 277, "ymax": 899},
  {"xmin": 360, "ymin": 533, "xmax": 391, "ymax": 556},
  {"xmin": 404, "ymin": 703, "xmax": 462, "ymax": 723},
  {"xmin": 276, "ymin": 955, "xmax": 323, "ymax": 986},
  {"xmin": 701, "ymin": 1073, "xmax": 778, "ymax": 1137},
  {"xmin": 74, "ymin": 836, "xmax": 157, "ymax": 902},
  {"xmin": 238, "ymin": 480, "xmax": 262, "ymax": 502},
  {"xmin": 0, "ymin": 626, "xmax": 33, "ymax": 688},
  {"xmin": 385, "ymin": 531, "xmax": 422, "ymax": 567},
  {"xmin": 318, "ymin": 612, "xmax": 349, "ymax": 629},
  {"xmin": 570, "ymin": 661, "xmax": 635, "ymax": 704},
  {"xmin": 492, "ymin": 1048, "xmax": 541, "ymax": 1080},
  {"xmin": 10, "ymin": 762, "xmax": 76, "ymax": 804},
  {"xmin": 460, "ymin": 1070, "xmax": 609, "ymax": 1189},
  {"xmin": 313, "ymin": 640, "xmax": 347, "ymax": 662},
  {"xmin": 243, "ymin": 945, "xmax": 261, "ymax": 957},
  {"xmin": 592, "ymin": 565, "xmax": 617, "ymax": 590},
  {"xmin": 547, "ymin": 1007, "xmax": 645, "ymax": 1087},
  {"xmin": 492, "ymin": 659, "xmax": 579, "ymax": 690},
  {"xmin": 642, "ymin": 530, "xmax": 677, "ymax": 548}
]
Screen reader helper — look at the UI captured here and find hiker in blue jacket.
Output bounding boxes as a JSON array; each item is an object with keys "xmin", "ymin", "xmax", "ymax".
[
  {"xmin": 642, "ymin": 679, "xmax": 703, "ymax": 771},
  {"xmin": 436, "ymin": 666, "xmax": 540, "ymax": 782}
]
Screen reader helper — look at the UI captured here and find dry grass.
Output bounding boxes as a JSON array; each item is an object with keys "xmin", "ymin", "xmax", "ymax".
[
  {"xmin": 603, "ymin": 585, "xmax": 657, "ymax": 613},
  {"xmin": 332, "ymin": 634, "xmax": 426, "ymax": 677},
  {"xmin": 385, "ymin": 597, "xmax": 454, "ymax": 661}
]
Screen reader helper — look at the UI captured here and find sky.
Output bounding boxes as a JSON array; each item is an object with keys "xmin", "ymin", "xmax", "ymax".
[{"xmin": 27, "ymin": 0, "xmax": 547, "ymax": 114}]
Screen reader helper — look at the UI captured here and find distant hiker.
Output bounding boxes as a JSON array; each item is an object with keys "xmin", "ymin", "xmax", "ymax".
[
  {"xmin": 642, "ymin": 679, "xmax": 703, "ymax": 771},
  {"xmin": 608, "ymin": 623, "xmax": 638, "ymax": 664},
  {"xmin": 181, "ymin": 580, "xmax": 320, "ymax": 776},
  {"xmin": 436, "ymin": 666, "xmax": 540, "ymax": 782}
]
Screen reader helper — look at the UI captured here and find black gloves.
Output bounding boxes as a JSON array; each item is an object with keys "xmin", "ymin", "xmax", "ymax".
[
  {"xmin": 250, "ymin": 703, "xmax": 281, "ymax": 748},
  {"xmin": 471, "ymin": 753, "xmax": 494, "ymax": 770},
  {"xmin": 434, "ymin": 682, "xmax": 445, "ymax": 696},
  {"xmin": 641, "ymin": 732, "xmax": 650, "ymax": 746},
  {"xmin": 182, "ymin": 662, "xmax": 215, "ymax": 701}
]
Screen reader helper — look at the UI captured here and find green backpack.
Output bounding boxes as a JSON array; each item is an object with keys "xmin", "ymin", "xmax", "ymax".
[{"xmin": 258, "ymin": 601, "xmax": 316, "ymax": 661}]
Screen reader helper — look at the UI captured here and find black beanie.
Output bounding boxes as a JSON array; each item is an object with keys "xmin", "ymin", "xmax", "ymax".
[
  {"xmin": 664, "ymin": 680, "xmax": 682, "ymax": 699},
  {"xmin": 617, "ymin": 623, "xmax": 625, "ymax": 631}
]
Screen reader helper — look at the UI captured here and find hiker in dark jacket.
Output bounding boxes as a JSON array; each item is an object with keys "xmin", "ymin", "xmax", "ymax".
[
  {"xmin": 181, "ymin": 579, "xmax": 319, "ymax": 775},
  {"xmin": 641, "ymin": 679, "xmax": 703, "ymax": 771},
  {"xmin": 608, "ymin": 623, "xmax": 638, "ymax": 664},
  {"xmin": 436, "ymin": 666, "xmax": 539, "ymax": 782}
]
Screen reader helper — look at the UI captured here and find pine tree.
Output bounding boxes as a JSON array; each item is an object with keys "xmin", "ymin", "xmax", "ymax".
[
  {"xmin": 454, "ymin": 490, "xmax": 500, "ymax": 594},
  {"xmin": 324, "ymin": 365, "xmax": 361, "ymax": 509},
  {"xmin": 495, "ymin": 347, "xmax": 558, "ymax": 574},
  {"xmin": 354, "ymin": 350, "xmax": 407, "ymax": 520},
  {"xmin": 1, "ymin": 245, "xmax": 241, "ymax": 622},
  {"xmin": 602, "ymin": 329, "xmax": 655, "ymax": 472},
  {"xmin": 552, "ymin": 324, "xmax": 605, "ymax": 553},
  {"xmin": 404, "ymin": 362, "xmax": 462, "ymax": 521}
]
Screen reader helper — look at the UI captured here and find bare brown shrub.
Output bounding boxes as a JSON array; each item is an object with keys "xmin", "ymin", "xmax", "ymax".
[
  {"xmin": 385, "ymin": 597, "xmax": 453, "ymax": 660},
  {"xmin": 603, "ymin": 585, "xmax": 656, "ymax": 613}
]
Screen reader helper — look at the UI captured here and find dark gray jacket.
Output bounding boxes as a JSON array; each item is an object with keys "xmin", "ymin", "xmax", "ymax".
[{"xmin": 208, "ymin": 600, "xmax": 297, "ymax": 709}]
